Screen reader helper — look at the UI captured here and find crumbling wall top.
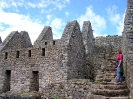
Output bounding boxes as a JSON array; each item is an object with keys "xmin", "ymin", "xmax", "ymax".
[
  {"xmin": 34, "ymin": 26, "xmax": 53, "ymax": 48},
  {"xmin": 60, "ymin": 20, "xmax": 80, "ymax": 46},
  {"xmin": 82, "ymin": 21, "xmax": 94, "ymax": 55},
  {"xmin": 95, "ymin": 35, "xmax": 122, "ymax": 51},
  {"xmin": 0, "ymin": 31, "xmax": 32, "ymax": 51},
  {"xmin": 20, "ymin": 31, "xmax": 33, "ymax": 48},
  {"xmin": 0, "ymin": 37, "xmax": 2, "ymax": 44}
]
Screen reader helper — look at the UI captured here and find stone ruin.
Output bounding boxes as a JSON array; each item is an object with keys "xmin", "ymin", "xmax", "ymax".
[
  {"xmin": 0, "ymin": 0, "xmax": 133, "ymax": 98},
  {"xmin": 0, "ymin": 20, "xmax": 94, "ymax": 98}
]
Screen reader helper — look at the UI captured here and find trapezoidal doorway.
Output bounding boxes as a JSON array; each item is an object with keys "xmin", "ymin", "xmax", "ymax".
[
  {"xmin": 3, "ymin": 70, "xmax": 11, "ymax": 92},
  {"xmin": 30, "ymin": 71, "xmax": 39, "ymax": 91}
]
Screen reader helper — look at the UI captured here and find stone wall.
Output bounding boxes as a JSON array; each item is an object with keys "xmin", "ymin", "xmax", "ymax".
[
  {"xmin": 42, "ymin": 79, "xmax": 92, "ymax": 99},
  {"xmin": 94, "ymin": 35, "xmax": 122, "ymax": 72},
  {"xmin": 0, "ymin": 31, "xmax": 32, "ymax": 51},
  {"xmin": 0, "ymin": 79, "xmax": 92, "ymax": 99},
  {"xmin": 34, "ymin": 26, "xmax": 53, "ymax": 48},
  {"xmin": 60, "ymin": 20, "xmax": 86, "ymax": 79},
  {"xmin": 0, "ymin": 45, "xmax": 67, "ymax": 93},
  {"xmin": 122, "ymin": 0, "xmax": 133, "ymax": 98},
  {"xmin": 93, "ymin": 35, "xmax": 122, "ymax": 81},
  {"xmin": 82, "ymin": 21, "xmax": 94, "ymax": 55},
  {"xmin": 20, "ymin": 31, "xmax": 33, "ymax": 48},
  {"xmin": 95, "ymin": 35, "xmax": 122, "ymax": 51},
  {"xmin": 0, "ymin": 37, "xmax": 2, "ymax": 44},
  {"xmin": 0, "ymin": 20, "xmax": 88, "ymax": 96},
  {"xmin": 0, "ymin": 15, "xmax": 131, "ymax": 98}
]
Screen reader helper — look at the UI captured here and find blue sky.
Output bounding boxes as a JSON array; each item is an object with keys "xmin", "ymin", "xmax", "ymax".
[{"xmin": 0, "ymin": 0, "xmax": 127, "ymax": 43}]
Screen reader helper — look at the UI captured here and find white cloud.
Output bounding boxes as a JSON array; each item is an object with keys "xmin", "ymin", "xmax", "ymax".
[
  {"xmin": 0, "ymin": 24, "xmax": 4, "ymax": 30},
  {"xmin": 0, "ymin": 0, "xmax": 24, "ymax": 9},
  {"xmin": 0, "ymin": 8, "xmax": 65, "ymax": 44},
  {"xmin": 27, "ymin": 0, "xmax": 69, "ymax": 10},
  {"xmin": 106, "ymin": 5, "xmax": 125, "ymax": 35},
  {"xmin": 0, "ymin": 0, "xmax": 69, "ymax": 11},
  {"xmin": 51, "ymin": 18, "xmax": 63, "ymax": 29},
  {"xmin": 77, "ymin": 6, "xmax": 106, "ymax": 37},
  {"xmin": 0, "ymin": 9, "xmax": 43, "ymax": 44},
  {"xmin": 46, "ymin": 15, "xmax": 52, "ymax": 20},
  {"xmin": 50, "ymin": 18, "xmax": 65, "ymax": 39},
  {"xmin": 27, "ymin": 2, "xmax": 36, "ymax": 8},
  {"xmin": 0, "ymin": 0, "xmax": 69, "ymax": 43},
  {"xmin": 65, "ymin": 12, "xmax": 69, "ymax": 17},
  {"xmin": 116, "ymin": 13, "xmax": 125, "ymax": 35},
  {"xmin": 66, "ymin": 0, "xmax": 70, "ymax": 3},
  {"xmin": 106, "ymin": 5, "xmax": 121, "ymax": 25},
  {"xmin": 0, "ymin": 1, "xmax": 9, "ymax": 9}
]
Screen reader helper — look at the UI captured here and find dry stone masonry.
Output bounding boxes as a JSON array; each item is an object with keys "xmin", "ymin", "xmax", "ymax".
[
  {"xmin": 0, "ymin": 0, "xmax": 132, "ymax": 98},
  {"xmin": 82, "ymin": 21, "xmax": 94, "ymax": 55},
  {"xmin": 0, "ymin": 20, "xmax": 89, "ymax": 99},
  {"xmin": 122, "ymin": 0, "xmax": 133, "ymax": 98}
]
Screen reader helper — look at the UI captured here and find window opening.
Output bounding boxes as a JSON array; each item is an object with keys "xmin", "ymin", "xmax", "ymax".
[
  {"xmin": 45, "ymin": 42, "xmax": 47, "ymax": 45},
  {"xmin": 42, "ymin": 48, "xmax": 45, "ymax": 56},
  {"xmin": 5, "ymin": 52, "xmax": 8, "ymax": 59},
  {"xmin": 28, "ymin": 50, "xmax": 31, "ymax": 57},
  {"xmin": 53, "ymin": 41, "xmax": 55, "ymax": 45},
  {"xmin": 16, "ymin": 51, "xmax": 19, "ymax": 58}
]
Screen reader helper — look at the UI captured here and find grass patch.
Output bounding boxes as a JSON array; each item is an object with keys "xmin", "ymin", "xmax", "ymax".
[{"xmin": 54, "ymin": 95, "xmax": 60, "ymax": 99}]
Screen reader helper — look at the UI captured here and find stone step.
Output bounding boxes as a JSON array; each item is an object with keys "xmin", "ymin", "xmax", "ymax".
[
  {"xmin": 105, "ymin": 72, "xmax": 116, "ymax": 76},
  {"xmin": 93, "ymin": 95, "xmax": 107, "ymax": 99},
  {"xmin": 99, "ymin": 85, "xmax": 127, "ymax": 90},
  {"xmin": 108, "ymin": 61, "xmax": 116, "ymax": 66},
  {"xmin": 91, "ymin": 89, "xmax": 129, "ymax": 97},
  {"xmin": 96, "ymin": 75, "xmax": 116, "ymax": 79},
  {"xmin": 110, "ymin": 96, "xmax": 129, "ymax": 99},
  {"xmin": 98, "ymin": 71, "xmax": 116, "ymax": 75},
  {"xmin": 107, "ymin": 61, "xmax": 116, "ymax": 65},
  {"xmin": 103, "ymin": 71, "xmax": 116, "ymax": 74},
  {"xmin": 97, "ymin": 73, "xmax": 116, "ymax": 77},
  {"xmin": 96, "ymin": 75, "xmax": 115, "ymax": 79},
  {"xmin": 107, "ymin": 58, "xmax": 116, "ymax": 61},
  {"xmin": 103, "ymin": 68, "xmax": 116, "ymax": 71},
  {"xmin": 93, "ymin": 95, "xmax": 129, "ymax": 99},
  {"xmin": 104, "ymin": 65, "xmax": 116, "ymax": 68},
  {"xmin": 91, "ymin": 52, "xmax": 129, "ymax": 98},
  {"xmin": 94, "ymin": 81, "xmax": 126, "ymax": 85},
  {"xmin": 96, "ymin": 77, "xmax": 114, "ymax": 82},
  {"xmin": 105, "ymin": 65, "xmax": 116, "ymax": 68},
  {"xmin": 92, "ymin": 84, "xmax": 127, "ymax": 90}
]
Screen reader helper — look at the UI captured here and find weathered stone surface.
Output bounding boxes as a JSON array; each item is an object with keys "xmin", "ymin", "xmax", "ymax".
[
  {"xmin": 122, "ymin": 0, "xmax": 133, "ymax": 98},
  {"xmin": 0, "ymin": 20, "xmax": 90, "ymax": 98},
  {"xmin": 91, "ymin": 51, "xmax": 129, "ymax": 99},
  {"xmin": 0, "ymin": 0, "xmax": 132, "ymax": 97},
  {"xmin": 0, "ymin": 31, "xmax": 21, "ymax": 51},
  {"xmin": 20, "ymin": 31, "xmax": 33, "ymax": 48},
  {"xmin": 60, "ymin": 20, "xmax": 86, "ymax": 79},
  {"xmin": 34, "ymin": 26, "xmax": 53, "ymax": 48},
  {"xmin": 0, "ymin": 31, "xmax": 32, "ymax": 51},
  {"xmin": 82, "ymin": 21, "xmax": 94, "ymax": 55},
  {"xmin": 0, "ymin": 37, "xmax": 2, "ymax": 44}
]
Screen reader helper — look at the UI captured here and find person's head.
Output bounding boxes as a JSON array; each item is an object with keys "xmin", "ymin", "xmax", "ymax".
[{"xmin": 117, "ymin": 50, "xmax": 122, "ymax": 54}]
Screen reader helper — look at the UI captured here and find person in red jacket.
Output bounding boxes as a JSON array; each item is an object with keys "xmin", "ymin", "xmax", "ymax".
[{"xmin": 116, "ymin": 50, "xmax": 124, "ymax": 82}]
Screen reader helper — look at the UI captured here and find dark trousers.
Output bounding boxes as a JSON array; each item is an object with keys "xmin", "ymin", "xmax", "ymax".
[{"xmin": 117, "ymin": 67, "xmax": 124, "ymax": 82}]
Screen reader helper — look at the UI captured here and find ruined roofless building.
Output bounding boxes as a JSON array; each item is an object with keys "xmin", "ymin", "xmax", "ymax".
[
  {"xmin": 0, "ymin": 20, "xmax": 94, "ymax": 93},
  {"xmin": 0, "ymin": 0, "xmax": 133, "ymax": 96}
]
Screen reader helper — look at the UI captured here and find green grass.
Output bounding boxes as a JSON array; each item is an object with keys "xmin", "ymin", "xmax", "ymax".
[{"xmin": 54, "ymin": 95, "xmax": 60, "ymax": 99}]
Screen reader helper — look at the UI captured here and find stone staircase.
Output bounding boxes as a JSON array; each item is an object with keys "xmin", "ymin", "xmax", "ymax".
[{"xmin": 91, "ymin": 52, "xmax": 129, "ymax": 99}]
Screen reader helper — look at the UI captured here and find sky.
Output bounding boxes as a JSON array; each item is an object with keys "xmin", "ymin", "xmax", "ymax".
[{"xmin": 0, "ymin": 0, "xmax": 127, "ymax": 44}]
